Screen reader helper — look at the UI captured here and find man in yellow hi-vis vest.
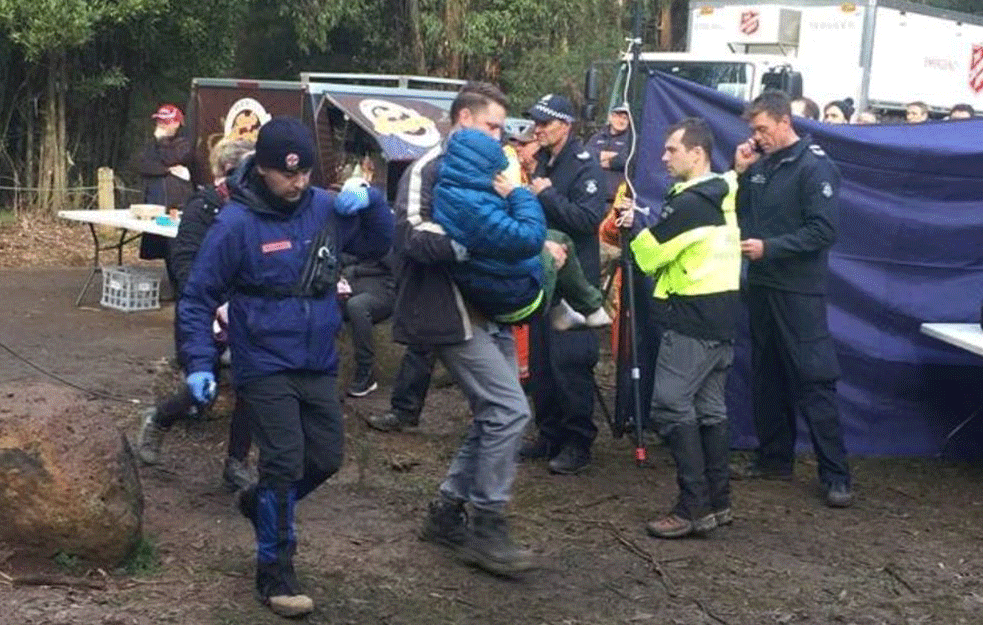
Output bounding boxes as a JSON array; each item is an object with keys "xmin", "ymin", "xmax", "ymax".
[{"xmin": 628, "ymin": 118, "xmax": 741, "ymax": 539}]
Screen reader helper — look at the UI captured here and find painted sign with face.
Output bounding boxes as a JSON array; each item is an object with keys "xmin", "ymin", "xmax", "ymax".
[
  {"xmin": 358, "ymin": 98, "xmax": 441, "ymax": 148},
  {"xmin": 190, "ymin": 82, "xmax": 307, "ymax": 186},
  {"xmin": 320, "ymin": 93, "xmax": 450, "ymax": 162},
  {"xmin": 224, "ymin": 98, "xmax": 272, "ymax": 143}
]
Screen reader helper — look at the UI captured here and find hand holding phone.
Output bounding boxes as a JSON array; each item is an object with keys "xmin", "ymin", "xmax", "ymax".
[{"xmin": 734, "ymin": 140, "xmax": 762, "ymax": 174}]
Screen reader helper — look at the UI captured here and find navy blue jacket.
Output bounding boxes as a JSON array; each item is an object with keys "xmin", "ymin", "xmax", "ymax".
[
  {"xmin": 736, "ymin": 136, "xmax": 839, "ymax": 295},
  {"xmin": 177, "ymin": 157, "xmax": 394, "ymax": 385},
  {"xmin": 533, "ymin": 137, "xmax": 607, "ymax": 284},
  {"xmin": 432, "ymin": 129, "xmax": 546, "ymax": 318},
  {"xmin": 586, "ymin": 125, "xmax": 632, "ymax": 200}
]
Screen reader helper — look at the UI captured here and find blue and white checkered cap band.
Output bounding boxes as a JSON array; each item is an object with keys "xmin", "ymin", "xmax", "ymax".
[{"xmin": 531, "ymin": 103, "xmax": 574, "ymax": 123}]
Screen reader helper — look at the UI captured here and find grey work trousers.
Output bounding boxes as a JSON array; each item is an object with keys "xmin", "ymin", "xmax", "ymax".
[
  {"xmin": 436, "ymin": 319, "xmax": 530, "ymax": 512},
  {"xmin": 651, "ymin": 329, "xmax": 733, "ymax": 431},
  {"xmin": 650, "ymin": 329, "xmax": 734, "ymax": 519}
]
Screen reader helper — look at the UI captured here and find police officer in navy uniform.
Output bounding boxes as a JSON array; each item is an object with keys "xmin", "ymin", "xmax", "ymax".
[
  {"xmin": 731, "ymin": 90, "xmax": 853, "ymax": 508},
  {"xmin": 521, "ymin": 94, "xmax": 608, "ymax": 474},
  {"xmin": 586, "ymin": 104, "xmax": 633, "ymax": 202},
  {"xmin": 178, "ymin": 118, "xmax": 394, "ymax": 617}
]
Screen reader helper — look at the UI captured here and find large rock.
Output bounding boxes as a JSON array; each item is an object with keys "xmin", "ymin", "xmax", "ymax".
[{"xmin": 0, "ymin": 383, "xmax": 143, "ymax": 567}]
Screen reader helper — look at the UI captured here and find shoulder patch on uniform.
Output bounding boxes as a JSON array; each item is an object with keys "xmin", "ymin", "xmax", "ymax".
[
  {"xmin": 585, "ymin": 179, "xmax": 598, "ymax": 194},
  {"xmin": 809, "ymin": 144, "xmax": 826, "ymax": 157},
  {"xmin": 577, "ymin": 150, "xmax": 591, "ymax": 160},
  {"xmin": 659, "ymin": 203, "xmax": 675, "ymax": 221},
  {"xmin": 821, "ymin": 182, "xmax": 833, "ymax": 198}
]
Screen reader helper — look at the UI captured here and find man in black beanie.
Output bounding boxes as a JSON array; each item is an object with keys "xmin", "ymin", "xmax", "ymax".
[{"xmin": 177, "ymin": 117, "xmax": 394, "ymax": 617}]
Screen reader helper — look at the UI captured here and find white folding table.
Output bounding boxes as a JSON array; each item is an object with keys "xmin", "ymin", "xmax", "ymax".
[
  {"xmin": 58, "ymin": 209, "xmax": 178, "ymax": 306},
  {"xmin": 920, "ymin": 322, "xmax": 983, "ymax": 447}
]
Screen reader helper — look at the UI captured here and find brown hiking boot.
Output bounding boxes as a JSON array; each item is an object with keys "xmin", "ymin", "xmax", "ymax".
[
  {"xmin": 646, "ymin": 513, "xmax": 717, "ymax": 539},
  {"xmin": 136, "ymin": 407, "xmax": 167, "ymax": 465}
]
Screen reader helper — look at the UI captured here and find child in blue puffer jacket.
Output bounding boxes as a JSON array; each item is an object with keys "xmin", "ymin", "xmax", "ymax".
[{"xmin": 432, "ymin": 127, "xmax": 611, "ymax": 330}]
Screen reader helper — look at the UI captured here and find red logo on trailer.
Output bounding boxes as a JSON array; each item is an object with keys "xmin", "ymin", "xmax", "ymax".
[
  {"xmin": 740, "ymin": 10, "xmax": 760, "ymax": 35},
  {"xmin": 971, "ymin": 44, "xmax": 983, "ymax": 94}
]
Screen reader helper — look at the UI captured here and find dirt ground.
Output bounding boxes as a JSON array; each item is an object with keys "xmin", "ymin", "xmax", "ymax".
[{"xmin": 1, "ymin": 223, "xmax": 983, "ymax": 624}]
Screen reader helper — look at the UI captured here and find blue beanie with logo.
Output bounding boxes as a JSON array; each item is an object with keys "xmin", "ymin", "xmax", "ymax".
[{"xmin": 255, "ymin": 117, "xmax": 315, "ymax": 172}]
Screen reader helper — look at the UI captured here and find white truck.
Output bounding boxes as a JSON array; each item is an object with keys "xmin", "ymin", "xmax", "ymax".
[{"xmin": 589, "ymin": 0, "xmax": 983, "ymax": 116}]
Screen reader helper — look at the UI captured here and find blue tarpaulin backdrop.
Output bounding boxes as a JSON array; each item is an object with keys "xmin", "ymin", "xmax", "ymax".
[{"xmin": 622, "ymin": 70, "xmax": 983, "ymax": 457}]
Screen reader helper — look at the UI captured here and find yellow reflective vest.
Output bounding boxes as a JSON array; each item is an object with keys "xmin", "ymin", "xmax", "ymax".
[{"xmin": 629, "ymin": 172, "xmax": 741, "ymax": 340}]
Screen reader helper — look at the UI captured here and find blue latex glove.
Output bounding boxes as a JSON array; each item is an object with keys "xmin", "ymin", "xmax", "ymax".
[
  {"xmin": 335, "ymin": 177, "xmax": 370, "ymax": 215},
  {"xmin": 186, "ymin": 371, "xmax": 216, "ymax": 404}
]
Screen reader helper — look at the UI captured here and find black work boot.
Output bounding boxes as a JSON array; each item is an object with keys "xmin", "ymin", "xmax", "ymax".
[
  {"xmin": 548, "ymin": 443, "xmax": 591, "ymax": 475},
  {"xmin": 700, "ymin": 421, "xmax": 732, "ymax": 525},
  {"xmin": 421, "ymin": 496, "xmax": 467, "ymax": 549},
  {"xmin": 256, "ymin": 560, "xmax": 312, "ymax": 618},
  {"xmin": 366, "ymin": 410, "xmax": 419, "ymax": 432},
  {"xmin": 458, "ymin": 509, "xmax": 533, "ymax": 577}
]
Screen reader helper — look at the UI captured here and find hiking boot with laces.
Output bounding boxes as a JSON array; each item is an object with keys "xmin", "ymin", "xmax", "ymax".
[
  {"xmin": 421, "ymin": 497, "xmax": 468, "ymax": 549},
  {"xmin": 646, "ymin": 513, "xmax": 717, "ymax": 539},
  {"xmin": 223, "ymin": 456, "xmax": 256, "ymax": 492},
  {"xmin": 459, "ymin": 509, "xmax": 533, "ymax": 577},
  {"xmin": 136, "ymin": 407, "xmax": 167, "ymax": 465}
]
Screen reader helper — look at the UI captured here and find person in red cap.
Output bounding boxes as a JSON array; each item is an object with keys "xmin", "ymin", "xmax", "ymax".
[{"xmin": 130, "ymin": 103, "xmax": 194, "ymax": 287}]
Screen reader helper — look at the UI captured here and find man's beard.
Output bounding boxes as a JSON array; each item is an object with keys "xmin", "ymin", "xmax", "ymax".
[{"xmin": 154, "ymin": 125, "xmax": 177, "ymax": 140}]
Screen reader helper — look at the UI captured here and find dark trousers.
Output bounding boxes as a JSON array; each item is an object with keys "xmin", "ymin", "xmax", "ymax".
[
  {"xmin": 390, "ymin": 345, "xmax": 437, "ymax": 420},
  {"xmin": 238, "ymin": 371, "xmax": 344, "ymax": 497},
  {"xmin": 343, "ymin": 292, "xmax": 394, "ymax": 371},
  {"xmin": 528, "ymin": 315, "xmax": 600, "ymax": 453},
  {"xmin": 238, "ymin": 371, "xmax": 343, "ymax": 599},
  {"xmin": 747, "ymin": 285, "xmax": 850, "ymax": 487}
]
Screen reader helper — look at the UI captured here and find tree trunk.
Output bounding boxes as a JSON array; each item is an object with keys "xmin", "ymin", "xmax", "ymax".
[
  {"xmin": 23, "ymin": 98, "xmax": 34, "ymax": 206},
  {"xmin": 658, "ymin": 1, "xmax": 673, "ymax": 51},
  {"xmin": 407, "ymin": 0, "xmax": 426, "ymax": 74},
  {"xmin": 444, "ymin": 0, "xmax": 468, "ymax": 77},
  {"xmin": 37, "ymin": 49, "xmax": 68, "ymax": 214}
]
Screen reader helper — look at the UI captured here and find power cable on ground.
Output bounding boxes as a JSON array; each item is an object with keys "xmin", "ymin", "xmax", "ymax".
[{"xmin": 0, "ymin": 339, "xmax": 144, "ymax": 405}]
